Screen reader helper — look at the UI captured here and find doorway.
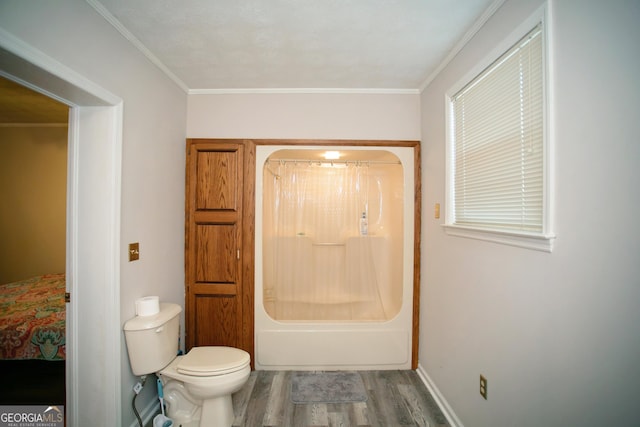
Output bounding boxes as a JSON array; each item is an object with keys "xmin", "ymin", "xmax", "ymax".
[
  {"xmin": 0, "ymin": 75, "xmax": 69, "ymax": 405},
  {"xmin": 0, "ymin": 34, "xmax": 123, "ymax": 426}
]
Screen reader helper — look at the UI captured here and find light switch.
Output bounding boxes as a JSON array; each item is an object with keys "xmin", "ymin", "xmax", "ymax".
[
  {"xmin": 434, "ymin": 203, "xmax": 441, "ymax": 219},
  {"xmin": 129, "ymin": 242, "xmax": 140, "ymax": 262}
]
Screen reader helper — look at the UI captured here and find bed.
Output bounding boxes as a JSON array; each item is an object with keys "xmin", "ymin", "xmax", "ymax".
[
  {"xmin": 0, "ymin": 273, "xmax": 66, "ymax": 361},
  {"xmin": 0, "ymin": 273, "xmax": 66, "ymax": 404}
]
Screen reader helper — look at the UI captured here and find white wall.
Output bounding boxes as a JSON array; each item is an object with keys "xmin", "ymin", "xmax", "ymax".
[
  {"xmin": 0, "ymin": 2, "xmax": 187, "ymax": 426},
  {"xmin": 419, "ymin": 1, "xmax": 640, "ymax": 426},
  {"xmin": 187, "ymin": 92, "xmax": 420, "ymax": 140}
]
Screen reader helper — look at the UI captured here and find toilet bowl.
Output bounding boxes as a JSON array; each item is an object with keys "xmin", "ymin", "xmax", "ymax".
[
  {"xmin": 123, "ymin": 303, "xmax": 251, "ymax": 427},
  {"xmin": 159, "ymin": 347, "xmax": 250, "ymax": 427}
]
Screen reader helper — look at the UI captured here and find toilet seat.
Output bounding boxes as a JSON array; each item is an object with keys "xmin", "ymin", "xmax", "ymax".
[{"xmin": 177, "ymin": 346, "xmax": 250, "ymax": 377}]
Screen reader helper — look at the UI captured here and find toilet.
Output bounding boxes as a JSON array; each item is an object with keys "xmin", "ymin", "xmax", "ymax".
[{"xmin": 124, "ymin": 303, "xmax": 250, "ymax": 427}]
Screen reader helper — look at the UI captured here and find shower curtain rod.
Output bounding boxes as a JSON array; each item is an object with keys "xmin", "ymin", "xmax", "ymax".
[{"xmin": 267, "ymin": 158, "xmax": 401, "ymax": 166}]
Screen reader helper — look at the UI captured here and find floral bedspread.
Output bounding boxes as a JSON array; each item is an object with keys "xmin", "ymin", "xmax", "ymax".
[{"xmin": 0, "ymin": 274, "xmax": 66, "ymax": 360}]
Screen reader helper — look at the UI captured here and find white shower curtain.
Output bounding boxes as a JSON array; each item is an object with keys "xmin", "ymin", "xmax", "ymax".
[{"xmin": 263, "ymin": 160, "xmax": 388, "ymax": 321}]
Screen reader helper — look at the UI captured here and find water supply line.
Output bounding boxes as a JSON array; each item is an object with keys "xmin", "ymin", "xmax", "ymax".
[{"xmin": 132, "ymin": 374, "xmax": 148, "ymax": 427}]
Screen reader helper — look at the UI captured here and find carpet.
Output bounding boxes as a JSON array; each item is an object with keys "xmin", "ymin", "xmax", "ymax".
[{"xmin": 291, "ymin": 371, "xmax": 368, "ymax": 404}]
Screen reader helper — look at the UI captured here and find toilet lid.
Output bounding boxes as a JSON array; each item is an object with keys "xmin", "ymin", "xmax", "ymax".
[{"xmin": 177, "ymin": 346, "xmax": 250, "ymax": 376}]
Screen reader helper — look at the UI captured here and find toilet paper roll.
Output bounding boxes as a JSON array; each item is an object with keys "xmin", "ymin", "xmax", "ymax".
[{"xmin": 135, "ymin": 296, "xmax": 160, "ymax": 316}]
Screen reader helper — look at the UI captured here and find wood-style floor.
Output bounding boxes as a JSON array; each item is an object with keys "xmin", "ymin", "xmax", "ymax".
[{"xmin": 231, "ymin": 370, "xmax": 450, "ymax": 427}]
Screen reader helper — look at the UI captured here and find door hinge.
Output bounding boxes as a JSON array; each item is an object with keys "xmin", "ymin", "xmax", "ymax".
[{"xmin": 65, "ymin": 292, "xmax": 71, "ymax": 303}]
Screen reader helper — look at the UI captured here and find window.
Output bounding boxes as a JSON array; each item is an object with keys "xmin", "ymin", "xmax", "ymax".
[{"xmin": 445, "ymin": 16, "xmax": 554, "ymax": 251}]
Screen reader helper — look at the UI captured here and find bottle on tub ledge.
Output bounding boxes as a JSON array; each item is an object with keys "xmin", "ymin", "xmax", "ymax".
[{"xmin": 360, "ymin": 211, "xmax": 368, "ymax": 236}]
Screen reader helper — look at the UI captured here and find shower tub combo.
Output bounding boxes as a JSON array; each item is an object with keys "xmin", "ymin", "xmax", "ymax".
[{"xmin": 255, "ymin": 145, "xmax": 417, "ymax": 370}]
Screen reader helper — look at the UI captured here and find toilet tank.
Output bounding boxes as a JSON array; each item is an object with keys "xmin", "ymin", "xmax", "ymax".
[{"xmin": 124, "ymin": 303, "xmax": 182, "ymax": 376}]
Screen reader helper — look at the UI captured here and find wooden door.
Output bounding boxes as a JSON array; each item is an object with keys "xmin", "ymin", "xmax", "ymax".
[{"xmin": 185, "ymin": 141, "xmax": 244, "ymax": 350}]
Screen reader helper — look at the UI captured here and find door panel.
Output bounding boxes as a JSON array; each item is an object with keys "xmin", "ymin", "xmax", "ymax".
[
  {"xmin": 195, "ymin": 150, "xmax": 239, "ymax": 211},
  {"xmin": 194, "ymin": 295, "xmax": 238, "ymax": 348},
  {"xmin": 195, "ymin": 224, "xmax": 237, "ymax": 283},
  {"xmin": 186, "ymin": 142, "xmax": 244, "ymax": 351}
]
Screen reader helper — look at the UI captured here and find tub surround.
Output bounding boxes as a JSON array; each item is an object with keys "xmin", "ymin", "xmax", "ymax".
[{"xmin": 255, "ymin": 144, "xmax": 419, "ymax": 370}]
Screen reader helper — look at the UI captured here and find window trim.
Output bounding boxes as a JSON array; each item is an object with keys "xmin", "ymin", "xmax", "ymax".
[{"xmin": 443, "ymin": 4, "xmax": 555, "ymax": 252}]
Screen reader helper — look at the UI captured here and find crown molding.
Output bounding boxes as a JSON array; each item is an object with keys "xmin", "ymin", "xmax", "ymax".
[
  {"xmin": 189, "ymin": 87, "xmax": 420, "ymax": 95},
  {"xmin": 85, "ymin": 0, "xmax": 190, "ymax": 93},
  {"xmin": 419, "ymin": 0, "xmax": 507, "ymax": 92}
]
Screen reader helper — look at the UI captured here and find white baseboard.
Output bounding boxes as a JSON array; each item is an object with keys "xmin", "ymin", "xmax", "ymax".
[
  {"xmin": 416, "ymin": 363, "xmax": 464, "ymax": 427},
  {"xmin": 128, "ymin": 397, "xmax": 159, "ymax": 427}
]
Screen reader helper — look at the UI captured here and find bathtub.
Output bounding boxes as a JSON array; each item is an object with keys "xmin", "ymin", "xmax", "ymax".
[{"xmin": 255, "ymin": 145, "xmax": 415, "ymax": 370}]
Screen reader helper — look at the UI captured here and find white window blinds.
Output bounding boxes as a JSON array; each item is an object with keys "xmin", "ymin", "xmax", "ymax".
[{"xmin": 452, "ymin": 23, "xmax": 544, "ymax": 233}]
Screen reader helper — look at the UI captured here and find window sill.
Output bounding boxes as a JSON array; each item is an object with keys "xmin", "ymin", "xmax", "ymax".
[{"xmin": 442, "ymin": 224, "xmax": 555, "ymax": 252}]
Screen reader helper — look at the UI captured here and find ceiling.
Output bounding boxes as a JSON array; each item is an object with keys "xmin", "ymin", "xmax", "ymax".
[
  {"xmin": 91, "ymin": 0, "xmax": 498, "ymax": 92},
  {"xmin": 0, "ymin": 1, "xmax": 498, "ymax": 122}
]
